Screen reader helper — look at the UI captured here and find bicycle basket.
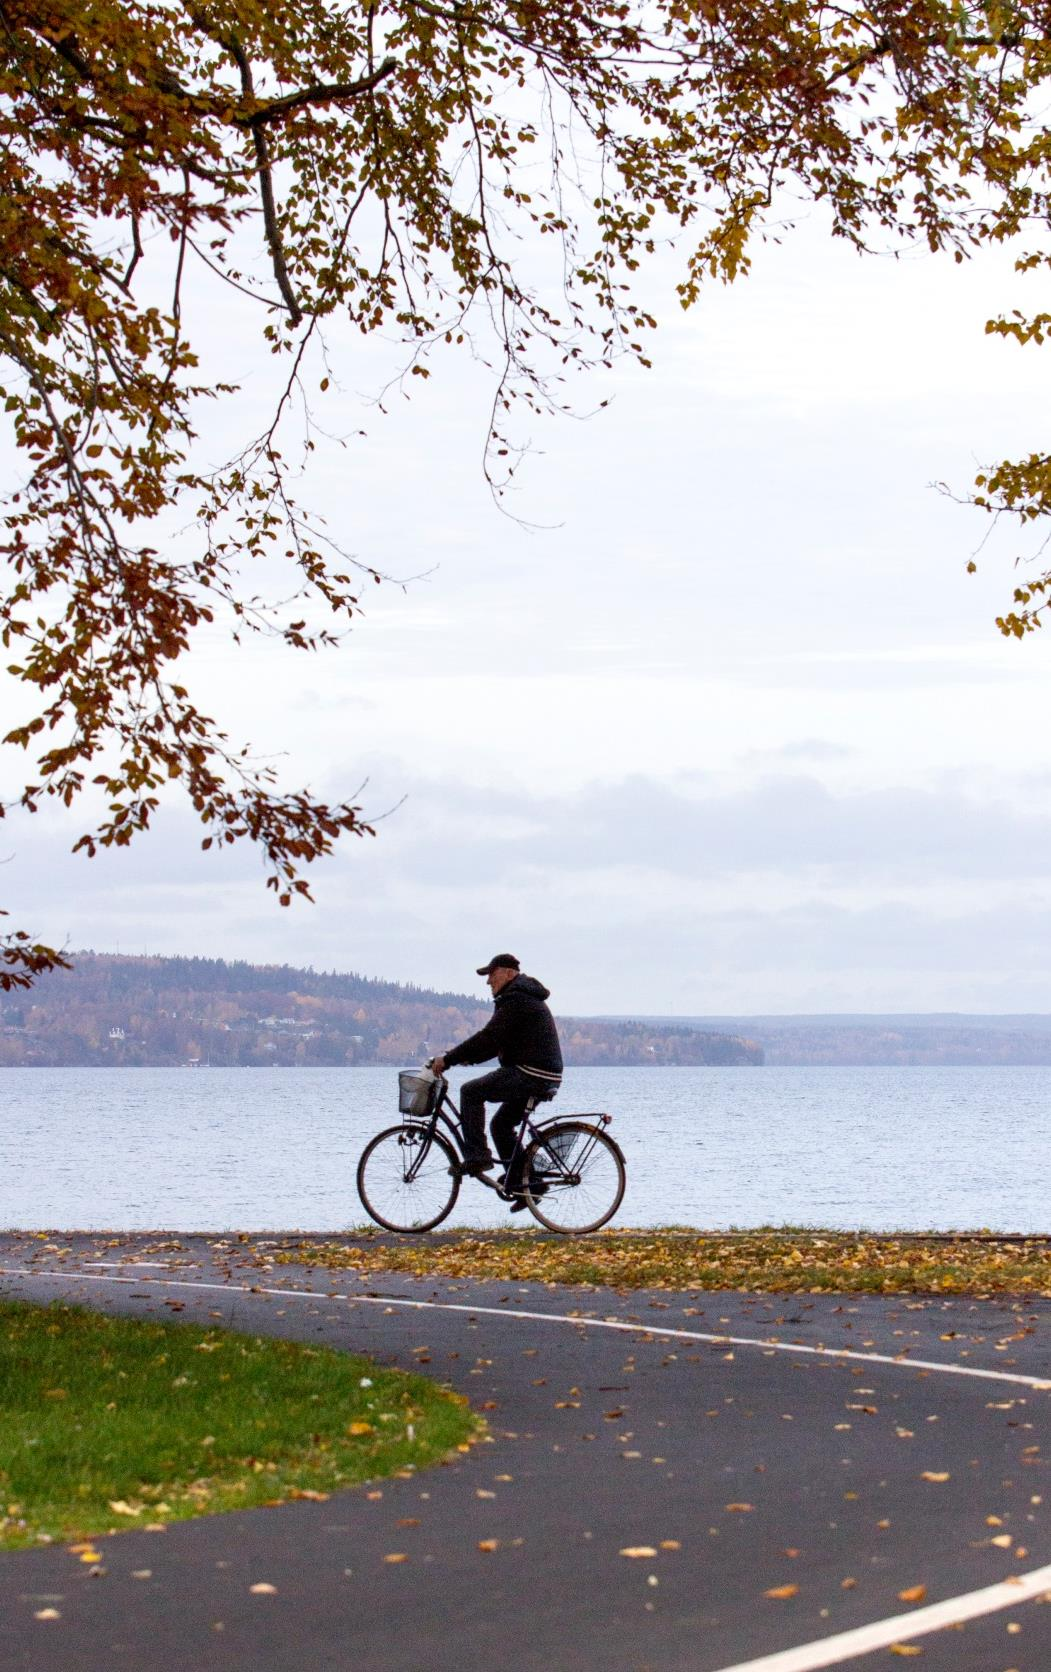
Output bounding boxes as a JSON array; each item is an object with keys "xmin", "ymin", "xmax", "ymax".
[{"xmin": 398, "ymin": 1068, "xmax": 437, "ymax": 1118}]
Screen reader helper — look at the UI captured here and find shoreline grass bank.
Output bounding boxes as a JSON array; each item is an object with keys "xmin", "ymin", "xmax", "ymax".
[{"xmin": 274, "ymin": 1230, "xmax": 1051, "ymax": 1296}]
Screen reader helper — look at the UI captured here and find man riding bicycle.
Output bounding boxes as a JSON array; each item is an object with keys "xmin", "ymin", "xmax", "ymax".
[{"xmin": 432, "ymin": 953, "xmax": 563, "ymax": 1207}]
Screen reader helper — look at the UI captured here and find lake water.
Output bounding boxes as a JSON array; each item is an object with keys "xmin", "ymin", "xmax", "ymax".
[{"xmin": 0, "ymin": 1065, "xmax": 1046, "ymax": 1234}]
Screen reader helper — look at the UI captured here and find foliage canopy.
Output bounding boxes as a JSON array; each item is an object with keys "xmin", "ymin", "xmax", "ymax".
[{"xmin": 3, "ymin": 0, "xmax": 1051, "ymax": 982}]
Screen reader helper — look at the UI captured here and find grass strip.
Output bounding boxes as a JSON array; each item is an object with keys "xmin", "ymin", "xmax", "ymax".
[
  {"xmin": 276, "ymin": 1231, "xmax": 1051, "ymax": 1296},
  {"xmin": 0, "ymin": 1301, "xmax": 478, "ymax": 1549}
]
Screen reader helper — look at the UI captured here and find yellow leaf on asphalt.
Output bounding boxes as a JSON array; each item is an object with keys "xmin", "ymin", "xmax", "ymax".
[
  {"xmin": 249, "ymin": 1583, "xmax": 277, "ymax": 1594},
  {"xmin": 478, "ymin": 1539, "xmax": 500, "ymax": 1552},
  {"xmin": 659, "ymin": 1540, "xmax": 681, "ymax": 1551},
  {"xmin": 289, "ymin": 1489, "xmax": 329, "ymax": 1502},
  {"xmin": 889, "ymin": 1646, "xmax": 923, "ymax": 1657},
  {"xmin": 991, "ymin": 1534, "xmax": 1013, "ymax": 1547},
  {"xmin": 921, "ymin": 1472, "xmax": 949, "ymax": 1482},
  {"xmin": 620, "ymin": 1547, "xmax": 658, "ymax": 1558},
  {"xmin": 34, "ymin": 1608, "xmax": 60, "ymax": 1620},
  {"xmin": 726, "ymin": 1503, "xmax": 754, "ymax": 1513},
  {"xmin": 764, "ymin": 1585, "xmax": 799, "ymax": 1599},
  {"xmin": 78, "ymin": 1551, "xmax": 101, "ymax": 1564},
  {"xmin": 382, "ymin": 1553, "xmax": 408, "ymax": 1564},
  {"xmin": 898, "ymin": 1586, "xmax": 927, "ymax": 1604}
]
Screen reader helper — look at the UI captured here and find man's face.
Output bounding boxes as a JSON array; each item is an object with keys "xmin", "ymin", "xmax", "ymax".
[{"xmin": 487, "ymin": 965, "xmax": 517, "ymax": 996}]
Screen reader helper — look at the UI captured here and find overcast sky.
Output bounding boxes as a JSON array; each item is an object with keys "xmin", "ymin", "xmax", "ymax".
[{"xmin": 4, "ymin": 202, "xmax": 1051, "ymax": 1016}]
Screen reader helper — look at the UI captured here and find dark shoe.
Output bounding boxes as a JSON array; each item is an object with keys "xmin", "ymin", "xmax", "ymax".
[
  {"xmin": 508, "ymin": 1196, "xmax": 529, "ymax": 1213},
  {"xmin": 459, "ymin": 1151, "xmax": 495, "ymax": 1175}
]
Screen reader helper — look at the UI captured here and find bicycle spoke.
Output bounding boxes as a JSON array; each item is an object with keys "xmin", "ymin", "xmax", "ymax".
[
  {"xmin": 357, "ymin": 1125, "xmax": 459, "ymax": 1233},
  {"xmin": 525, "ymin": 1122, "xmax": 625, "ymax": 1233}
]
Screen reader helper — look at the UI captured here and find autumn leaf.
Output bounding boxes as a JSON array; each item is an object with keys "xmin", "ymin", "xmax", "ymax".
[
  {"xmin": 920, "ymin": 1472, "xmax": 950, "ymax": 1483},
  {"xmin": 898, "ymin": 1585, "xmax": 927, "ymax": 1604},
  {"xmin": 249, "ymin": 1583, "xmax": 277, "ymax": 1595},
  {"xmin": 764, "ymin": 1584, "xmax": 799, "ymax": 1600},
  {"xmin": 477, "ymin": 1540, "xmax": 500, "ymax": 1553},
  {"xmin": 382, "ymin": 1554, "xmax": 408, "ymax": 1564},
  {"xmin": 620, "ymin": 1547, "xmax": 658, "ymax": 1558},
  {"xmin": 889, "ymin": 1646, "xmax": 923, "ymax": 1657}
]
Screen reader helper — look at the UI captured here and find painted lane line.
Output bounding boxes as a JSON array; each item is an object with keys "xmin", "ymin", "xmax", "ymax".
[
  {"xmin": 1, "ymin": 1266, "xmax": 1049, "ymax": 1390},
  {"xmin": 709, "ymin": 1562, "xmax": 1051, "ymax": 1672},
  {"xmin": 80, "ymin": 1261, "xmax": 176, "ymax": 1270}
]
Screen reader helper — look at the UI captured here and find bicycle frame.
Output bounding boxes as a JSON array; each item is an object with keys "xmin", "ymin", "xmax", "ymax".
[{"xmin": 402, "ymin": 1079, "xmax": 611, "ymax": 1194}]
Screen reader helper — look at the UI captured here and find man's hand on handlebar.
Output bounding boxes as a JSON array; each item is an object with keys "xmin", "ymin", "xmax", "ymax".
[{"xmin": 430, "ymin": 1055, "xmax": 446, "ymax": 1076}]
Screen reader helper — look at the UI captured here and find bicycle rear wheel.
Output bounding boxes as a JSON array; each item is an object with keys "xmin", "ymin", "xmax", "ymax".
[
  {"xmin": 357, "ymin": 1124, "xmax": 460, "ymax": 1232},
  {"xmin": 523, "ymin": 1121, "xmax": 625, "ymax": 1234}
]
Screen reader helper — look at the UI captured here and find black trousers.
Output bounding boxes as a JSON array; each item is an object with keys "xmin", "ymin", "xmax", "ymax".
[{"xmin": 459, "ymin": 1065, "xmax": 545, "ymax": 1180}]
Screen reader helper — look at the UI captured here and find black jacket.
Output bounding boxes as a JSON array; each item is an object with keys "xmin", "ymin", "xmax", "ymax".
[{"xmin": 445, "ymin": 975, "xmax": 563, "ymax": 1079}]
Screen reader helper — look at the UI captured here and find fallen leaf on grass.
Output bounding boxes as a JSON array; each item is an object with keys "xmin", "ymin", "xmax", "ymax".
[
  {"xmin": 107, "ymin": 1500, "xmax": 142, "ymax": 1517},
  {"xmin": 347, "ymin": 1422, "xmax": 373, "ymax": 1437},
  {"xmin": 764, "ymin": 1584, "xmax": 799, "ymax": 1599},
  {"xmin": 898, "ymin": 1586, "xmax": 927, "ymax": 1604}
]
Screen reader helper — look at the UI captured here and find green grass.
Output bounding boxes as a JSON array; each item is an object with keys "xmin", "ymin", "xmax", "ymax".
[{"xmin": 0, "ymin": 1301, "xmax": 478, "ymax": 1549}]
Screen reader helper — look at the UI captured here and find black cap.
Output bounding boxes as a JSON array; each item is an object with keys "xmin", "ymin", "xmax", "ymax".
[{"xmin": 476, "ymin": 953, "xmax": 520, "ymax": 976}]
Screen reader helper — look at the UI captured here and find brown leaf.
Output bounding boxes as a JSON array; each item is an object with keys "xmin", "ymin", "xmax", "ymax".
[
  {"xmin": 764, "ymin": 1584, "xmax": 799, "ymax": 1599},
  {"xmin": 898, "ymin": 1585, "xmax": 927, "ymax": 1604},
  {"xmin": 477, "ymin": 1539, "xmax": 500, "ymax": 1553}
]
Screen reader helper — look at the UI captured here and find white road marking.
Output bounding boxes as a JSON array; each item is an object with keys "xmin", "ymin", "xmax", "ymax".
[
  {"xmin": 1, "ymin": 1261, "xmax": 1049, "ymax": 1664},
  {"xmin": 708, "ymin": 1563, "xmax": 1051, "ymax": 1671},
  {"xmin": 0, "ymin": 1265, "xmax": 1048, "ymax": 1389},
  {"xmin": 80, "ymin": 1261, "xmax": 174, "ymax": 1269}
]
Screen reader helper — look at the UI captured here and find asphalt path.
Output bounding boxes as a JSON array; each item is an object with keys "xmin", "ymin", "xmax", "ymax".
[{"xmin": 0, "ymin": 1232, "xmax": 1049, "ymax": 1671}]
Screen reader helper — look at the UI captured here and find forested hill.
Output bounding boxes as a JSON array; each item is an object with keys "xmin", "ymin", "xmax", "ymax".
[{"xmin": 0, "ymin": 953, "xmax": 763, "ymax": 1069}]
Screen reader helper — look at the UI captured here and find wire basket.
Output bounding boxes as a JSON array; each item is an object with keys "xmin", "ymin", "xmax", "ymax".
[{"xmin": 398, "ymin": 1068, "xmax": 438, "ymax": 1119}]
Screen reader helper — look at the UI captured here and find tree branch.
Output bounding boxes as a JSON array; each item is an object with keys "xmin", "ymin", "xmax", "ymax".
[{"xmin": 242, "ymin": 57, "xmax": 398, "ymax": 127}]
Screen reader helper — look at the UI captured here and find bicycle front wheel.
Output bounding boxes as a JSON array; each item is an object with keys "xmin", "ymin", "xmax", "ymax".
[
  {"xmin": 523, "ymin": 1121, "xmax": 626, "ymax": 1234},
  {"xmin": 356, "ymin": 1124, "xmax": 460, "ymax": 1233}
]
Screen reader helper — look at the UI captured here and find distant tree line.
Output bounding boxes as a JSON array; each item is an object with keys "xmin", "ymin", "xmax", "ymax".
[{"xmin": 0, "ymin": 954, "xmax": 764, "ymax": 1069}]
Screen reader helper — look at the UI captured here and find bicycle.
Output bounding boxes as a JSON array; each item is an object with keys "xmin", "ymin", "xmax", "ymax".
[{"xmin": 356, "ymin": 1068, "xmax": 627, "ymax": 1235}]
